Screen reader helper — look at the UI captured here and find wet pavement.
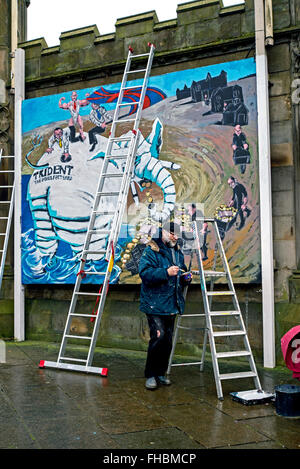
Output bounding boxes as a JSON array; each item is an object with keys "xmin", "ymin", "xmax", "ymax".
[{"xmin": 0, "ymin": 341, "xmax": 299, "ymax": 450}]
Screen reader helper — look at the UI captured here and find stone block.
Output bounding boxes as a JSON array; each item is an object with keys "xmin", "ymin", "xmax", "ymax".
[
  {"xmin": 115, "ymin": 11, "xmax": 158, "ymax": 39},
  {"xmin": 271, "ymin": 165, "xmax": 294, "ymax": 191},
  {"xmin": 269, "ymin": 95, "xmax": 291, "ymax": 122},
  {"xmin": 270, "ymin": 121, "xmax": 293, "ymax": 166},
  {"xmin": 269, "ymin": 71, "xmax": 291, "ymax": 97},
  {"xmin": 273, "ymin": 239, "xmax": 297, "ymax": 269},
  {"xmin": 271, "ymin": 142, "xmax": 293, "ymax": 166},
  {"xmin": 59, "ymin": 25, "xmax": 100, "ymax": 51},
  {"xmin": 272, "ymin": 0, "xmax": 291, "ymax": 30},
  {"xmin": 240, "ymin": 9, "xmax": 255, "ymax": 36},
  {"xmin": 272, "ymin": 189, "xmax": 294, "ymax": 217},
  {"xmin": 268, "ymin": 44, "xmax": 290, "ymax": 73},
  {"xmin": 177, "ymin": 0, "xmax": 220, "ymax": 26},
  {"xmin": 272, "ymin": 215, "xmax": 295, "ymax": 240}
]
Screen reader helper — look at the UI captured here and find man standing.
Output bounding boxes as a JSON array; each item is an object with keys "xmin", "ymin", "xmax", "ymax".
[
  {"xmin": 138, "ymin": 221, "xmax": 192, "ymax": 390},
  {"xmin": 227, "ymin": 176, "xmax": 251, "ymax": 231},
  {"xmin": 88, "ymin": 103, "xmax": 112, "ymax": 152}
]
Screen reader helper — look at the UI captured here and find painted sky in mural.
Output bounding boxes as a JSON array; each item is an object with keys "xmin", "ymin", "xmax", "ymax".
[{"xmin": 21, "ymin": 57, "xmax": 260, "ymax": 285}]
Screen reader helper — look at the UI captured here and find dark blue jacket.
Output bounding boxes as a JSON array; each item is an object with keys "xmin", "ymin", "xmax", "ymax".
[{"xmin": 138, "ymin": 236, "xmax": 189, "ymax": 316}]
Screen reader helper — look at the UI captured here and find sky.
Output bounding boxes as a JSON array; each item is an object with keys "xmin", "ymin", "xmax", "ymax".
[{"xmin": 27, "ymin": 0, "xmax": 245, "ymax": 47}]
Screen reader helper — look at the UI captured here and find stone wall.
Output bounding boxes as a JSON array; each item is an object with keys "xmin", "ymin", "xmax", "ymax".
[{"xmin": 0, "ymin": 0, "xmax": 299, "ymax": 365}]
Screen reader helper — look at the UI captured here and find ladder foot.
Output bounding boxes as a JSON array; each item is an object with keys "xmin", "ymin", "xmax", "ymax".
[
  {"xmin": 39, "ymin": 360, "xmax": 45, "ymax": 368},
  {"xmin": 101, "ymin": 368, "xmax": 109, "ymax": 377}
]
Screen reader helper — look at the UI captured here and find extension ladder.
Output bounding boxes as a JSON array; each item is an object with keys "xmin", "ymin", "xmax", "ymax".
[
  {"xmin": 40, "ymin": 43, "xmax": 156, "ymax": 375},
  {"xmin": 167, "ymin": 218, "xmax": 262, "ymax": 400},
  {"xmin": 0, "ymin": 149, "xmax": 15, "ymax": 292}
]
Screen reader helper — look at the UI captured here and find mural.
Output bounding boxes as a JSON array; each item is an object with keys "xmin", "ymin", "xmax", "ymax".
[{"xmin": 21, "ymin": 57, "xmax": 260, "ymax": 285}]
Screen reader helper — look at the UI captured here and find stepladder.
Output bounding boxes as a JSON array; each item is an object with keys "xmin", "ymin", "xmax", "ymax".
[
  {"xmin": 0, "ymin": 149, "xmax": 15, "ymax": 293},
  {"xmin": 167, "ymin": 218, "xmax": 262, "ymax": 400},
  {"xmin": 40, "ymin": 43, "xmax": 156, "ymax": 376}
]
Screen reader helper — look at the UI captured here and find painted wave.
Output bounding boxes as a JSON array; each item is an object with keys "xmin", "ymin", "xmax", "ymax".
[{"xmin": 21, "ymin": 228, "xmax": 122, "ymax": 285}]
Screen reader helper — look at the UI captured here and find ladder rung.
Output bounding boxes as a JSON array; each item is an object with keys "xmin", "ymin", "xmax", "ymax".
[
  {"xmin": 60, "ymin": 357, "xmax": 87, "ymax": 363},
  {"xmin": 0, "ymin": 170, "xmax": 14, "ymax": 173},
  {"xmin": 88, "ymin": 229, "xmax": 110, "ymax": 235},
  {"xmin": 110, "ymin": 137, "xmax": 132, "ymax": 142},
  {"xmin": 207, "ymin": 291, "xmax": 234, "ymax": 296},
  {"xmin": 219, "ymin": 371, "xmax": 257, "ymax": 380},
  {"xmin": 204, "ymin": 271, "xmax": 226, "ymax": 277},
  {"xmin": 83, "ymin": 249, "xmax": 107, "ymax": 254},
  {"xmin": 65, "ymin": 334, "xmax": 92, "ymax": 340},
  {"xmin": 79, "ymin": 271, "xmax": 107, "ymax": 276},
  {"xmin": 171, "ymin": 361, "xmax": 203, "ymax": 367},
  {"xmin": 213, "ymin": 330, "xmax": 245, "ymax": 337},
  {"xmin": 127, "ymin": 69, "xmax": 146, "ymax": 74},
  {"xmin": 209, "ymin": 311, "xmax": 240, "ymax": 316},
  {"xmin": 102, "ymin": 173, "xmax": 123, "ymax": 178},
  {"xmin": 75, "ymin": 292, "xmax": 103, "ymax": 296},
  {"xmin": 70, "ymin": 313, "xmax": 96, "ymax": 318},
  {"xmin": 131, "ymin": 53, "xmax": 150, "ymax": 58},
  {"xmin": 0, "ymin": 155, "xmax": 14, "ymax": 158},
  {"xmin": 0, "ymin": 185, "xmax": 14, "ymax": 188},
  {"xmin": 0, "ymin": 217, "xmax": 8, "ymax": 220},
  {"xmin": 0, "ymin": 201, "xmax": 11, "ymax": 204},
  {"xmin": 97, "ymin": 191, "xmax": 120, "ymax": 196},
  {"xmin": 122, "ymin": 85, "xmax": 143, "ymax": 90},
  {"xmin": 92, "ymin": 211, "xmax": 116, "ymax": 216},
  {"xmin": 216, "ymin": 351, "xmax": 251, "ymax": 359},
  {"xmin": 118, "ymin": 101, "xmax": 140, "ymax": 106},
  {"xmin": 114, "ymin": 119, "xmax": 136, "ymax": 123},
  {"xmin": 180, "ymin": 314, "xmax": 205, "ymax": 318}
]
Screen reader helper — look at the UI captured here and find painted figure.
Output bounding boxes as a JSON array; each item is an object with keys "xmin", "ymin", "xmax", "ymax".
[
  {"xmin": 227, "ymin": 176, "xmax": 251, "ymax": 231},
  {"xmin": 47, "ymin": 127, "xmax": 71, "ymax": 163},
  {"xmin": 188, "ymin": 203, "xmax": 208, "ymax": 260},
  {"xmin": 231, "ymin": 124, "xmax": 250, "ymax": 174},
  {"xmin": 59, "ymin": 91, "xmax": 90, "ymax": 142},
  {"xmin": 88, "ymin": 103, "xmax": 112, "ymax": 152}
]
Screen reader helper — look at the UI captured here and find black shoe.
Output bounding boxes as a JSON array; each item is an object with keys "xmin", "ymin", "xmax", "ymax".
[
  {"xmin": 61, "ymin": 154, "xmax": 72, "ymax": 163},
  {"xmin": 156, "ymin": 375, "xmax": 171, "ymax": 386},
  {"xmin": 89, "ymin": 143, "xmax": 96, "ymax": 152}
]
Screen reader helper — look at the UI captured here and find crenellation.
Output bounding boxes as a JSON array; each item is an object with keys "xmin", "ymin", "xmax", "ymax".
[{"xmin": 115, "ymin": 11, "xmax": 158, "ymax": 39}]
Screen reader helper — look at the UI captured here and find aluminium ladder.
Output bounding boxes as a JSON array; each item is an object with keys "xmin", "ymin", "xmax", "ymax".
[
  {"xmin": 167, "ymin": 218, "xmax": 262, "ymax": 400},
  {"xmin": 40, "ymin": 43, "xmax": 156, "ymax": 375},
  {"xmin": 0, "ymin": 149, "xmax": 15, "ymax": 293}
]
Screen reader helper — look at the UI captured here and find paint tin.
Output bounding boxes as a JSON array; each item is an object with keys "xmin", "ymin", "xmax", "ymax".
[{"xmin": 275, "ymin": 384, "xmax": 300, "ymax": 418}]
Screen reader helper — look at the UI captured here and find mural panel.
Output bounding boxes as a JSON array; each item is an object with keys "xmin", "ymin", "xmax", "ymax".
[{"xmin": 21, "ymin": 58, "xmax": 260, "ymax": 285}]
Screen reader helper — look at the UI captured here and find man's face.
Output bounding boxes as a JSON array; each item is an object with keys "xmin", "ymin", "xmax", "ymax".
[
  {"xmin": 228, "ymin": 178, "xmax": 236, "ymax": 188},
  {"xmin": 162, "ymin": 229, "xmax": 178, "ymax": 248},
  {"xmin": 234, "ymin": 125, "xmax": 241, "ymax": 135},
  {"xmin": 54, "ymin": 129, "xmax": 63, "ymax": 139},
  {"xmin": 92, "ymin": 103, "xmax": 99, "ymax": 110},
  {"xmin": 72, "ymin": 92, "xmax": 77, "ymax": 101},
  {"xmin": 188, "ymin": 205, "xmax": 196, "ymax": 217}
]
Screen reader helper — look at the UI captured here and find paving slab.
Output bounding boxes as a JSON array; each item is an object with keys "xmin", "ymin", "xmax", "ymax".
[
  {"xmin": 154, "ymin": 401, "xmax": 271, "ymax": 448},
  {"xmin": 111, "ymin": 427, "xmax": 205, "ymax": 449}
]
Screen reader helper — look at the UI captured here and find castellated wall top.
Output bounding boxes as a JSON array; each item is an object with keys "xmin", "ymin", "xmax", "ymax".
[{"xmin": 18, "ymin": 0, "xmax": 296, "ymax": 93}]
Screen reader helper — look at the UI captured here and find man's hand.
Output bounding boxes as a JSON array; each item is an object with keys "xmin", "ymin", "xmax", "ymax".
[{"xmin": 167, "ymin": 266, "xmax": 179, "ymax": 276}]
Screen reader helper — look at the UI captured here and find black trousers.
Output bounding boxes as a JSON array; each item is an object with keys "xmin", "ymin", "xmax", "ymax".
[
  {"xmin": 145, "ymin": 314, "xmax": 176, "ymax": 378},
  {"xmin": 88, "ymin": 126, "xmax": 105, "ymax": 144}
]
